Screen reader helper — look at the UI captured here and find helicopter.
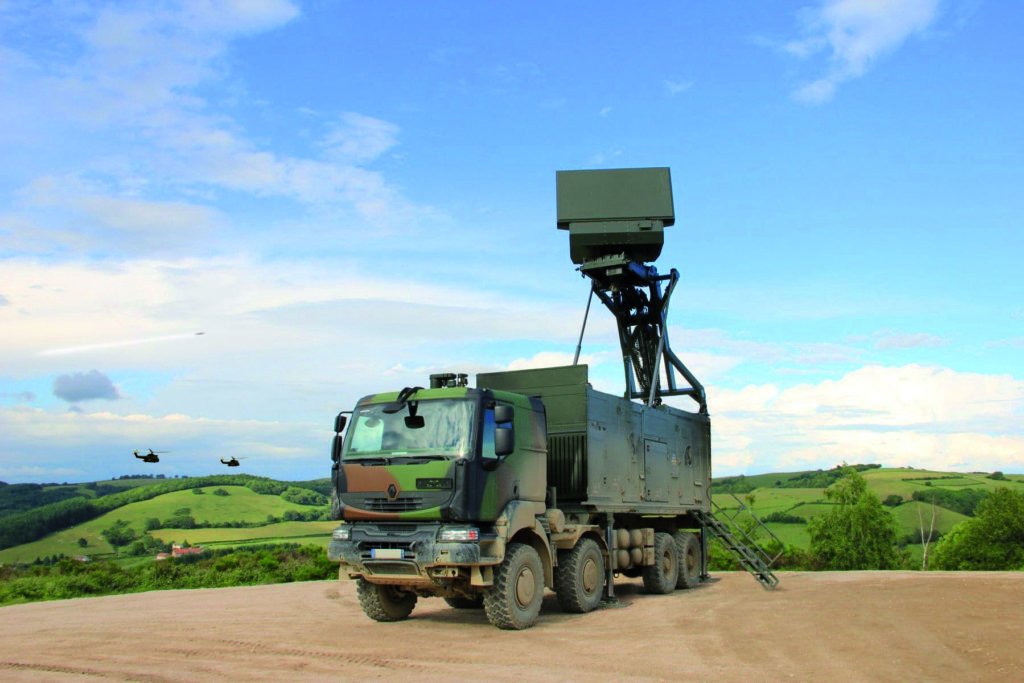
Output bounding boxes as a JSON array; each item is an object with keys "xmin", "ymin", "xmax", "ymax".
[
  {"xmin": 134, "ymin": 448, "xmax": 170, "ymax": 463},
  {"xmin": 220, "ymin": 457, "xmax": 247, "ymax": 467}
]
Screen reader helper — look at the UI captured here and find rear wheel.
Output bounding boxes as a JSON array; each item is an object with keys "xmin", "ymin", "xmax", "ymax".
[
  {"xmin": 444, "ymin": 595, "xmax": 484, "ymax": 609},
  {"xmin": 356, "ymin": 579, "xmax": 417, "ymax": 622},
  {"xmin": 484, "ymin": 542, "xmax": 544, "ymax": 630},
  {"xmin": 673, "ymin": 531, "xmax": 701, "ymax": 589},
  {"xmin": 642, "ymin": 532, "xmax": 678, "ymax": 595},
  {"xmin": 554, "ymin": 538, "xmax": 605, "ymax": 613}
]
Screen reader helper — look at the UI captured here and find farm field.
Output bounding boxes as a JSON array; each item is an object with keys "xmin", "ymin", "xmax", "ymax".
[
  {"xmin": 149, "ymin": 521, "xmax": 336, "ymax": 548},
  {"xmin": 2, "ymin": 466, "xmax": 1020, "ymax": 567},
  {"xmin": 0, "ymin": 486, "xmax": 326, "ymax": 564}
]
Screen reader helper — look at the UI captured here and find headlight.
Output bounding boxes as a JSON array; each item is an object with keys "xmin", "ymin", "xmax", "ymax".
[
  {"xmin": 332, "ymin": 526, "xmax": 351, "ymax": 541},
  {"xmin": 438, "ymin": 527, "xmax": 479, "ymax": 542}
]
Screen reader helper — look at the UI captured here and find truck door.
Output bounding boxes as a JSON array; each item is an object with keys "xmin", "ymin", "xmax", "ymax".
[{"xmin": 644, "ymin": 439, "xmax": 669, "ymax": 502}]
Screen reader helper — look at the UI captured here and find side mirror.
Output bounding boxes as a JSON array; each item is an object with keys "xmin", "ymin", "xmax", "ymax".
[
  {"xmin": 495, "ymin": 426, "xmax": 514, "ymax": 457},
  {"xmin": 331, "ymin": 434, "xmax": 343, "ymax": 463},
  {"xmin": 494, "ymin": 404, "xmax": 514, "ymax": 424},
  {"xmin": 334, "ymin": 413, "xmax": 348, "ymax": 433}
]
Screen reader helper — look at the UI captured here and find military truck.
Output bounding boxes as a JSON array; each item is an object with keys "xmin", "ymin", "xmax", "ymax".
[{"xmin": 328, "ymin": 168, "xmax": 771, "ymax": 629}]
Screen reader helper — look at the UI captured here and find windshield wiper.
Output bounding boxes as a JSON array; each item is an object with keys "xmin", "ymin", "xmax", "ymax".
[
  {"xmin": 389, "ymin": 455, "xmax": 450, "ymax": 464},
  {"xmin": 347, "ymin": 456, "xmax": 391, "ymax": 465}
]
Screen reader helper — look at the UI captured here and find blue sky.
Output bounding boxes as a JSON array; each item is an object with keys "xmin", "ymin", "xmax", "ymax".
[{"xmin": 1, "ymin": 0, "xmax": 1021, "ymax": 484}]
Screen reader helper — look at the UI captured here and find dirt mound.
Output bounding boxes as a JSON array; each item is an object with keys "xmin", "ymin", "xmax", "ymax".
[{"xmin": 0, "ymin": 571, "xmax": 1020, "ymax": 681}]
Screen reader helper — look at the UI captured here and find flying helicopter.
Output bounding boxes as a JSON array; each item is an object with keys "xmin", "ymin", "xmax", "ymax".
[
  {"xmin": 134, "ymin": 448, "xmax": 170, "ymax": 463},
  {"xmin": 220, "ymin": 457, "xmax": 247, "ymax": 467}
]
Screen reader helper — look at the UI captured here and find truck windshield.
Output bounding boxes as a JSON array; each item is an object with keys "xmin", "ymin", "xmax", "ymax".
[{"xmin": 343, "ymin": 399, "xmax": 475, "ymax": 460}]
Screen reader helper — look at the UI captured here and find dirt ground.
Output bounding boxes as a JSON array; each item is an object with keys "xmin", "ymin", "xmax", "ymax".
[{"xmin": 0, "ymin": 571, "xmax": 1021, "ymax": 682}]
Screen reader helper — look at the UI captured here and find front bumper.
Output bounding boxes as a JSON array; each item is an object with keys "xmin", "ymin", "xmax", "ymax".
[{"xmin": 328, "ymin": 522, "xmax": 499, "ymax": 580}]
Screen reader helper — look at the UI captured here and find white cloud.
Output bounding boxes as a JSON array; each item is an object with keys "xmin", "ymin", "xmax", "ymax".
[
  {"xmin": 505, "ymin": 351, "xmax": 609, "ymax": 372},
  {"xmin": 322, "ymin": 113, "xmax": 401, "ymax": 164},
  {"xmin": 874, "ymin": 331, "xmax": 946, "ymax": 350},
  {"xmin": 0, "ymin": 406, "xmax": 321, "ymax": 482},
  {"xmin": 0, "ymin": 0, "xmax": 424, "ymax": 244},
  {"xmin": 786, "ymin": 0, "xmax": 940, "ymax": 103},
  {"xmin": 664, "ymin": 79, "xmax": 693, "ymax": 96},
  {"xmin": 708, "ymin": 364, "xmax": 1024, "ymax": 475}
]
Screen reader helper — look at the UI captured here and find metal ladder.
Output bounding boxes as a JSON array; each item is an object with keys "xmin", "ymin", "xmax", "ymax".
[{"xmin": 699, "ymin": 493, "xmax": 782, "ymax": 589}]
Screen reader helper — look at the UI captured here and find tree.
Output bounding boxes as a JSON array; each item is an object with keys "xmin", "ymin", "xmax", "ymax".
[
  {"xmin": 807, "ymin": 466, "xmax": 899, "ymax": 570},
  {"xmin": 77, "ymin": 537, "xmax": 88, "ymax": 548},
  {"xmin": 100, "ymin": 520, "xmax": 137, "ymax": 549},
  {"xmin": 931, "ymin": 487, "xmax": 1024, "ymax": 570},
  {"xmin": 918, "ymin": 500, "xmax": 937, "ymax": 571}
]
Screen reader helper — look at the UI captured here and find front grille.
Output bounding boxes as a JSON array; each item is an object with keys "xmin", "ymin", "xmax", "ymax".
[
  {"xmin": 365, "ymin": 562, "xmax": 420, "ymax": 576},
  {"xmin": 363, "ymin": 541, "xmax": 414, "ymax": 552},
  {"xmin": 375, "ymin": 524, "xmax": 418, "ymax": 533},
  {"xmin": 363, "ymin": 497, "xmax": 424, "ymax": 511}
]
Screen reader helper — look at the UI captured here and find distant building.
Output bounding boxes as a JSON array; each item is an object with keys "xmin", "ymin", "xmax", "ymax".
[
  {"xmin": 170, "ymin": 544, "xmax": 204, "ymax": 557},
  {"xmin": 154, "ymin": 553, "xmax": 170, "ymax": 561},
  {"xmin": 73, "ymin": 555, "xmax": 90, "ymax": 562}
]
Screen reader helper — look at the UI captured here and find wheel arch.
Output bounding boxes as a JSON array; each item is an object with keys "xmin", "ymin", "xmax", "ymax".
[{"xmin": 510, "ymin": 528, "xmax": 554, "ymax": 588}]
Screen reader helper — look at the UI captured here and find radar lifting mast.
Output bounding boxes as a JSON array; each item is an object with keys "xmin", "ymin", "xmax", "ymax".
[
  {"xmin": 559, "ymin": 168, "xmax": 780, "ymax": 588},
  {"xmin": 558, "ymin": 167, "xmax": 706, "ymax": 412}
]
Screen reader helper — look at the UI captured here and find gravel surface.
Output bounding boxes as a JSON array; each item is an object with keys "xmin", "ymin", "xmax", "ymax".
[{"xmin": 0, "ymin": 571, "xmax": 1021, "ymax": 681}]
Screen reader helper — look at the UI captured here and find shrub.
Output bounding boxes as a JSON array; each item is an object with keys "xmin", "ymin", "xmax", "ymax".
[
  {"xmin": 808, "ymin": 466, "xmax": 898, "ymax": 570},
  {"xmin": 763, "ymin": 511, "xmax": 806, "ymax": 524},
  {"xmin": 931, "ymin": 487, "xmax": 1024, "ymax": 570}
]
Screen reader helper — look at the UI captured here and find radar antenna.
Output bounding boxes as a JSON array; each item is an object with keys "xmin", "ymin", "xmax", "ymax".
[{"xmin": 557, "ymin": 167, "xmax": 707, "ymax": 413}]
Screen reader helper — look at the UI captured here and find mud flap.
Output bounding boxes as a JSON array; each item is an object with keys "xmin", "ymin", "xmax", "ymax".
[{"xmin": 471, "ymin": 565, "xmax": 494, "ymax": 587}]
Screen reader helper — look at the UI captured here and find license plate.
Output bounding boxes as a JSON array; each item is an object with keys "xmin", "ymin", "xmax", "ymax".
[{"xmin": 371, "ymin": 548, "xmax": 404, "ymax": 560}]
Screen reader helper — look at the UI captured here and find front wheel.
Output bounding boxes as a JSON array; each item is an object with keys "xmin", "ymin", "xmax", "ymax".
[
  {"xmin": 484, "ymin": 542, "xmax": 544, "ymax": 630},
  {"xmin": 356, "ymin": 579, "xmax": 418, "ymax": 622}
]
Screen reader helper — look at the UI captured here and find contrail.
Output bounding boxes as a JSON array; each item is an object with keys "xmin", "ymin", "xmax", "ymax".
[{"xmin": 39, "ymin": 332, "xmax": 205, "ymax": 357}]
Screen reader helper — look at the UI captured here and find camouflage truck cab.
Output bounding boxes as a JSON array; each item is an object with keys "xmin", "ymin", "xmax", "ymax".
[{"xmin": 328, "ymin": 381, "xmax": 553, "ymax": 609}]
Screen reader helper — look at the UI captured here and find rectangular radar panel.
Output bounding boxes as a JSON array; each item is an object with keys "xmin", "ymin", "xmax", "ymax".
[{"xmin": 556, "ymin": 167, "xmax": 674, "ymax": 265}]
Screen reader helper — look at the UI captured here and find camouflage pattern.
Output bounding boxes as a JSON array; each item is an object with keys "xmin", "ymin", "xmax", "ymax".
[{"xmin": 332, "ymin": 387, "xmax": 546, "ymax": 524}]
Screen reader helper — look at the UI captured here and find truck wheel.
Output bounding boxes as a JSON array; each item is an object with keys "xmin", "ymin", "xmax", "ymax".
[
  {"xmin": 356, "ymin": 578, "xmax": 417, "ymax": 622},
  {"xmin": 673, "ymin": 531, "xmax": 701, "ymax": 589},
  {"xmin": 444, "ymin": 595, "xmax": 484, "ymax": 609},
  {"xmin": 554, "ymin": 538, "xmax": 605, "ymax": 613},
  {"xmin": 642, "ymin": 532, "xmax": 678, "ymax": 595},
  {"xmin": 484, "ymin": 542, "xmax": 544, "ymax": 630}
]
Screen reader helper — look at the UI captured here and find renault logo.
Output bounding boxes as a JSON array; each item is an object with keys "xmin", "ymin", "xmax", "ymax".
[{"xmin": 387, "ymin": 484, "xmax": 398, "ymax": 499}]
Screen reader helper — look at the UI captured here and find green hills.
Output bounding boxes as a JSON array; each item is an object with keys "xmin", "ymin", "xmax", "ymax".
[{"xmin": 1, "ymin": 466, "xmax": 1021, "ymax": 568}]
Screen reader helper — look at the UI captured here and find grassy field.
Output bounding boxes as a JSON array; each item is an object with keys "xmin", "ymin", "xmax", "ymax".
[
  {"xmin": 150, "ymin": 521, "xmax": 336, "ymax": 549},
  {"xmin": 705, "ymin": 467, "xmax": 1022, "ymax": 564},
  {"xmin": 93, "ymin": 485, "xmax": 313, "ymax": 524},
  {"xmin": 858, "ymin": 468, "xmax": 1020, "ymax": 499},
  {"xmin": 890, "ymin": 500, "xmax": 969, "ymax": 538},
  {"xmin": 2, "ymin": 467, "xmax": 1019, "ymax": 566},
  {"xmin": 0, "ymin": 486, "xmax": 325, "ymax": 564}
]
